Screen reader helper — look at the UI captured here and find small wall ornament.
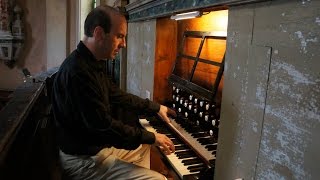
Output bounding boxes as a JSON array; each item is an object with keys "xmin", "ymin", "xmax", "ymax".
[{"xmin": 0, "ymin": 0, "xmax": 24, "ymax": 67}]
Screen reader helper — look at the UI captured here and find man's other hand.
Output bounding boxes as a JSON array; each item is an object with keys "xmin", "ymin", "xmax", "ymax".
[
  {"xmin": 154, "ymin": 133, "xmax": 175, "ymax": 155},
  {"xmin": 157, "ymin": 105, "xmax": 177, "ymax": 124}
]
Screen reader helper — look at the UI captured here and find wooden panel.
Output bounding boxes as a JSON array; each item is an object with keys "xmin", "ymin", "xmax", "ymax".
[
  {"xmin": 153, "ymin": 18, "xmax": 177, "ymax": 104},
  {"xmin": 175, "ymin": 10, "xmax": 228, "ymax": 103}
]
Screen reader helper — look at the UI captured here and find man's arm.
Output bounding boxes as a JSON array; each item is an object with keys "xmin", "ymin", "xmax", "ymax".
[
  {"xmin": 108, "ymin": 78, "xmax": 177, "ymax": 153},
  {"xmin": 157, "ymin": 105, "xmax": 177, "ymax": 123},
  {"xmin": 66, "ymin": 73, "xmax": 155, "ymax": 150}
]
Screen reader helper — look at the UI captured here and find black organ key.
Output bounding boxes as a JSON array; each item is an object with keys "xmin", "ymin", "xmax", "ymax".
[
  {"xmin": 211, "ymin": 150, "xmax": 217, "ymax": 155},
  {"xmin": 175, "ymin": 145, "xmax": 189, "ymax": 151},
  {"xmin": 197, "ymin": 137, "xmax": 217, "ymax": 145},
  {"xmin": 175, "ymin": 149, "xmax": 194, "ymax": 156},
  {"xmin": 189, "ymin": 165, "xmax": 205, "ymax": 172},
  {"xmin": 166, "ymin": 134, "xmax": 175, "ymax": 138},
  {"xmin": 187, "ymin": 164, "xmax": 205, "ymax": 170},
  {"xmin": 182, "ymin": 158, "xmax": 202, "ymax": 165},
  {"xmin": 177, "ymin": 152, "xmax": 196, "ymax": 159},
  {"xmin": 171, "ymin": 138, "xmax": 183, "ymax": 145},
  {"xmin": 155, "ymin": 128, "xmax": 171, "ymax": 134},
  {"xmin": 183, "ymin": 173, "xmax": 201, "ymax": 180},
  {"xmin": 209, "ymin": 159, "xmax": 216, "ymax": 165},
  {"xmin": 205, "ymin": 144, "xmax": 217, "ymax": 151},
  {"xmin": 192, "ymin": 132, "xmax": 209, "ymax": 138}
]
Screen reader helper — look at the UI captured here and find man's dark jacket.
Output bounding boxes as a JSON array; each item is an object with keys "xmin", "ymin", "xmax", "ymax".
[{"xmin": 52, "ymin": 41, "xmax": 159, "ymax": 155}]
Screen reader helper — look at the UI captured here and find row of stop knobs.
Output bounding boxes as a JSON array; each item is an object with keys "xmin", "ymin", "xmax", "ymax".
[{"xmin": 171, "ymin": 86, "xmax": 220, "ymax": 131}]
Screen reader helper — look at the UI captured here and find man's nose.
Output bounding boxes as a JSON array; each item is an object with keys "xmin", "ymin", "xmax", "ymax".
[{"xmin": 120, "ymin": 38, "xmax": 126, "ymax": 48}]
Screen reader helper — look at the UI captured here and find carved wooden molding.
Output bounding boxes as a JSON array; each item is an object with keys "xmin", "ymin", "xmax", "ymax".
[
  {"xmin": 0, "ymin": 0, "xmax": 24, "ymax": 67},
  {"xmin": 125, "ymin": 0, "xmax": 268, "ymax": 22}
]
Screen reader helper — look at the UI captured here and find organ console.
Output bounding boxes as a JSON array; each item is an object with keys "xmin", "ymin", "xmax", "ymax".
[
  {"xmin": 140, "ymin": 84, "xmax": 219, "ymax": 180},
  {"xmin": 140, "ymin": 30, "xmax": 226, "ymax": 180}
]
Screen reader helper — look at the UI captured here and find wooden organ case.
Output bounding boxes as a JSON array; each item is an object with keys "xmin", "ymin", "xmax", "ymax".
[{"xmin": 140, "ymin": 28, "xmax": 227, "ymax": 180}]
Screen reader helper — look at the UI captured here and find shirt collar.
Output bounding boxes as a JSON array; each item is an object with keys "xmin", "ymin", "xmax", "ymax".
[{"xmin": 76, "ymin": 41, "xmax": 106, "ymax": 72}]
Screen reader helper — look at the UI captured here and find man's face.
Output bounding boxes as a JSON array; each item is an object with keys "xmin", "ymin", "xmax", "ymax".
[{"xmin": 102, "ymin": 16, "xmax": 127, "ymax": 59}]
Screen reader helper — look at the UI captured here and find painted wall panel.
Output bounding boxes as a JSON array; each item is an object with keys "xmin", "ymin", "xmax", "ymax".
[
  {"xmin": 215, "ymin": 4, "xmax": 257, "ymax": 179},
  {"xmin": 217, "ymin": 0, "xmax": 320, "ymax": 179},
  {"xmin": 127, "ymin": 20, "xmax": 156, "ymax": 98}
]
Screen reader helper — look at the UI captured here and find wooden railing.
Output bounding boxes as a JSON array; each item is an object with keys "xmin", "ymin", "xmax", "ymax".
[
  {"xmin": 0, "ymin": 89, "xmax": 13, "ymax": 111},
  {"xmin": 0, "ymin": 67, "xmax": 61, "ymax": 180}
]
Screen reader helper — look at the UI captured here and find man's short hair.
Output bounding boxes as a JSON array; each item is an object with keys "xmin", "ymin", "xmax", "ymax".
[{"xmin": 84, "ymin": 5, "xmax": 121, "ymax": 37}]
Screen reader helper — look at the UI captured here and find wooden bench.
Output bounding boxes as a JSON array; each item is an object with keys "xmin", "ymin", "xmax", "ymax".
[{"xmin": 0, "ymin": 67, "xmax": 63, "ymax": 180}]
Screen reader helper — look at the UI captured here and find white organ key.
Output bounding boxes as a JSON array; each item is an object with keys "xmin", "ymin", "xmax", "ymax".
[
  {"xmin": 139, "ymin": 118, "xmax": 156, "ymax": 133},
  {"xmin": 139, "ymin": 118, "xmax": 202, "ymax": 179},
  {"xmin": 167, "ymin": 118, "xmax": 216, "ymax": 162},
  {"xmin": 166, "ymin": 152, "xmax": 200, "ymax": 178}
]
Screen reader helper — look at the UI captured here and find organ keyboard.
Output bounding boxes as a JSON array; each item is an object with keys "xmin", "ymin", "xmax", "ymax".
[{"xmin": 140, "ymin": 116, "xmax": 217, "ymax": 180}]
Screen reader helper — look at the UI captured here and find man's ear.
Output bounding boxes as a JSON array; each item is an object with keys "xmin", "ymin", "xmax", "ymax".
[{"xmin": 93, "ymin": 26, "xmax": 105, "ymax": 40}]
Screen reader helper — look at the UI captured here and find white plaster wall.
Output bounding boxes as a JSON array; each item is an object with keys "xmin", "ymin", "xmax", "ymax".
[
  {"xmin": 216, "ymin": 0, "xmax": 320, "ymax": 179},
  {"xmin": 0, "ymin": 0, "xmax": 47, "ymax": 89},
  {"xmin": 127, "ymin": 20, "xmax": 156, "ymax": 98},
  {"xmin": 46, "ymin": 0, "xmax": 67, "ymax": 69},
  {"xmin": 0, "ymin": 0, "xmax": 68, "ymax": 89}
]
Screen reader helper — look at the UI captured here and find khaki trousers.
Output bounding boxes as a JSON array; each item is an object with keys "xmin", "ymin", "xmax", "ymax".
[
  {"xmin": 96, "ymin": 144, "xmax": 151, "ymax": 169},
  {"xmin": 59, "ymin": 145, "xmax": 166, "ymax": 180}
]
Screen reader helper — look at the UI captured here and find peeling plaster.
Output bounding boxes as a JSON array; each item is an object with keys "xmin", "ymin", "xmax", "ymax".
[
  {"xmin": 128, "ymin": 70, "xmax": 140, "ymax": 93},
  {"xmin": 256, "ymin": 84, "xmax": 265, "ymax": 104},
  {"xmin": 251, "ymin": 121, "xmax": 258, "ymax": 133},
  {"xmin": 301, "ymin": 0, "xmax": 311, "ymax": 6},
  {"xmin": 228, "ymin": 31, "xmax": 238, "ymax": 48},
  {"xmin": 225, "ymin": 61, "xmax": 228, "ymax": 72},
  {"xmin": 258, "ymin": 169, "xmax": 286, "ymax": 180},
  {"xmin": 279, "ymin": 24, "xmax": 287, "ymax": 33},
  {"xmin": 144, "ymin": 42, "xmax": 151, "ymax": 65},
  {"xmin": 294, "ymin": 31, "xmax": 318, "ymax": 54},
  {"xmin": 260, "ymin": 105, "xmax": 311, "ymax": 179},
  {"xmin": 267, "ymin": 48, "xmax": 272, "ymax": 57},
  {"xmin": 256, "ymin": 56, "xmax": 319, "ymax": 179},
  {"xmin": 316, "ymin": 17, "xmax": 320, "ymax": 25},
  {"xmin": 276, "ymin": 131, "xmax": 289, "ymax": 147},
  {"xmin": 273, "ymin": 61, "xmax": 317, "ymax": 85}
]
